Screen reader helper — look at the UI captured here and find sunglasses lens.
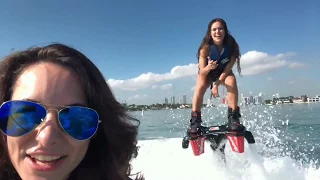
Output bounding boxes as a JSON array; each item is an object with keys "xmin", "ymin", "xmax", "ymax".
[
  {"xmin": 59, "ymin": 107, "xmax": 99, "ymax": 140},
  {"xmin": 0, "ymin": 101, "xmax": 99, "ymax": 140},
  {"xmin": 0, "ymin": 101, "xmax": 46, "ymax": 136}
]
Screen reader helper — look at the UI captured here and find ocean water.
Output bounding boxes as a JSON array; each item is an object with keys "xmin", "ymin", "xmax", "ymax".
[{"xmin": 129, "ymin": 103, "xmax": 320, "ymax": 180}]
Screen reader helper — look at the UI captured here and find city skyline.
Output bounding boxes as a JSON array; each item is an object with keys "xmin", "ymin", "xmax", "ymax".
[
  {"xmin": 164, "ymin": 94, "xmax": 188, "ymax": 105},
  {"xmin": 121, "ymin": 91, "xmax": 318, "ymax": 106}
]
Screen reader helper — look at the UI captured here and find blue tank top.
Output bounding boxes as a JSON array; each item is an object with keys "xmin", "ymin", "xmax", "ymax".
[{"xmin": 208, "ymin": 44, "xmax": 230, "ymax": 72}]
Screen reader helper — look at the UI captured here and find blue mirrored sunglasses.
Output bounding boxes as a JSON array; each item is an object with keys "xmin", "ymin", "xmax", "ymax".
[{"xmin": 0, "ymin": 100, "xmax": 101, "ymax": 141}]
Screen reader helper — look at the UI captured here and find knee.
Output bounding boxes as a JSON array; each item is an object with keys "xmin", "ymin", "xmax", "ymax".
[
  {"xmin": 226, "ymin": 82, "xmax": 237, "ymax": 90},
  {"xmin": 224, "ymin": 76, "xmax": 238, "ymax": 92},
  {"xmin": 195, "ymin": 75, "xmax": 210, "ymax": 95}
]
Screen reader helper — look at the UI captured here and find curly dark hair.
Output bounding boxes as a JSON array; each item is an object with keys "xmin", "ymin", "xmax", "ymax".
[
  {"xmin": 0, "ymin": 43, "xmax": 144, "ymax": 180},
  {"xmin": 196, "ymin": 17, "xmax": 242, "ymax": 76}
]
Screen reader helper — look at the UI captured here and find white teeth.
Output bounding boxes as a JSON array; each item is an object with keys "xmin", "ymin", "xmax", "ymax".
[{"xmin": 30, "ymin": 155, "xmax": 62, "ymax": 161}]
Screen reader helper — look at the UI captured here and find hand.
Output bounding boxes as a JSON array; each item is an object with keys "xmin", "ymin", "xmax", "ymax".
[
  {"xmin": 211, "ymin": 85, "xmax": 219, "ymax": 98},
  {"xmin": 206, "ymin": 56, "xmax": 218, "ymax": 70},
  {"xmin": 214, "ymin": 80, "xmax": 222, "ymax": 86}
]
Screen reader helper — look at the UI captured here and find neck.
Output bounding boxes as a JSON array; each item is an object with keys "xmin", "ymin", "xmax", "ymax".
[
  {"xmin": 215, "ymin": 43, "xmax": 223, "ymax": 48},
  {"xmin": 215, "ymin": 44, "xmax": 223, "ymax": 52}
]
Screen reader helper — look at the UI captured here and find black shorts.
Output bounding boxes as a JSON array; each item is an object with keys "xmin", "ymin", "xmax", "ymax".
[
  {"xmin": 207, "ymin": 70, "xmax": 223, "ymax": 89},
  {"xmin": 208, "ymin": 70, "xmax": 223, "ymax": 82},
  {"xmin": 198, "ymin": 68, "xmax": 223, "ymax": 88}
]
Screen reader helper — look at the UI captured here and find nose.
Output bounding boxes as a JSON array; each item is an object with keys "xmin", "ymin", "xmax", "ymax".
[{"xmin": 35, "ymin": 110, "xmax": 63, "ymax": 147}]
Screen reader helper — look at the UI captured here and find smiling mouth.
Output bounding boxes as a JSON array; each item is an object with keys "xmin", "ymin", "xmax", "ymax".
[{"xmin": 27, "ymin": 155, "xmax": 66, "ymax": 164}]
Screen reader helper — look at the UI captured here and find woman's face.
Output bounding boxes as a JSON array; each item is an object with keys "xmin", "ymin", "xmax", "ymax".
[
  {"xmin": 210, "ymin": 21, "xmax": 226, "ymax": 46},
  {"xmin": 7, "ymin": 62, "xmax": 90, "ymax": 180}
]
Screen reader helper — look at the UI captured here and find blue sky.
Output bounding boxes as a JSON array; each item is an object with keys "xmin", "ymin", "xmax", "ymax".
[{"xmin": 0, "ymin": 0, "xmax": 319, "ymax": 105}]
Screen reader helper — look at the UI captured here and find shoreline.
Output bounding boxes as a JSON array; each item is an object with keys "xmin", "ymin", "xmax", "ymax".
[{"xmin": 127, "ymin": 101, "xmax": 319, "ymax": 112}]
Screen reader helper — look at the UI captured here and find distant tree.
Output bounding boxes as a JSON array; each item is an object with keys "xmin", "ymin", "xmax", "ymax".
[
  {"xmin": 265, "ymin": 99, "xmax": 272, "ymax": 104},
  {"xmin": 301, "ymin": 95, "xmax": 308, "ymax": 102}
]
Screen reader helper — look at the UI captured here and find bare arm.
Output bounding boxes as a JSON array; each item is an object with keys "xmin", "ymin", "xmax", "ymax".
[{"xmin": 198, "ymin": 49, "xmax": 210, "ymax": 76}]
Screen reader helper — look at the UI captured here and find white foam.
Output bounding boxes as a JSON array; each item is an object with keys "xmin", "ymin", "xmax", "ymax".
[{"xmin": 130, "ymin": 138, "xmax": 320, "ymax": 180}]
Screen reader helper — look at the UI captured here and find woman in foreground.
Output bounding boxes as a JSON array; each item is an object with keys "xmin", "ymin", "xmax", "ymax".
[
  {"xmin": 0, "ymin": 43, "xmax": 143, "ymax": 180},
  {"xmin": 188, "ymin": 18, "xmax": 244, "ymax": 135}
]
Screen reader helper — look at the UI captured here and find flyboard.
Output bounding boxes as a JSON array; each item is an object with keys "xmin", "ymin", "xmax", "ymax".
[
  {"xmin": 182, "ymin": 87, "xmax": 255, "ymax": 158},
  {"xmin": 182, "ymin": 123, "xmax": 255, "ymax": 161}
]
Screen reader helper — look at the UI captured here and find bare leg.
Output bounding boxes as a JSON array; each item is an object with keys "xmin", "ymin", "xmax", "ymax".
[
  {"xmin": 188, "ymin": 73, "xmax": 211, "ymax": 133},
  {"xmin": 222, "ymin": 72, "xmax": 243, "ymax": 131},
  {"xmin": 222, "ymin": 72, "xmax": 238, "ymax": 110},
  {"xmin": 192, "ymin": 74, "xmax": 211, "ymax": 111}
]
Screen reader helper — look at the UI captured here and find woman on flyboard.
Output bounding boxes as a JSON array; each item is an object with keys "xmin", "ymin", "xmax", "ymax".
[{"xmin": 188, "ymin": 18, "xmax": 243, "ymax": 136}]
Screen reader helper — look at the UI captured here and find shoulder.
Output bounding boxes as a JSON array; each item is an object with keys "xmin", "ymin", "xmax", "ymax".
[
  {"xmin": 199, "ymin": 47, "xmax": 207, "ymax": 58},
  {"xmin": 199, "ymin": 46, "xmax": 208, "ymax": 53}
]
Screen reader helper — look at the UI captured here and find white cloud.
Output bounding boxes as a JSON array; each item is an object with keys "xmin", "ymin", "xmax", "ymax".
[
  {"xmin": 239, "ymin": 51, "xmax": 298, "ymax": 76},
  {"xmin": 151, "ymin": 83, "xmax": 172, "ymax": 90},
  {"xmin": 288, "ymin": 62, "xmax": 306, "ymax": 69},
  {"xmin": 190, "ymin": 86, "xmax": 195, "ymax": 91},
  {"xmin": 107, "ymin": 51, "xmax": 303, "ymax": 91},
  {"xmin": 288, "ymin": 80, "xmax": 295, "ymax": 84},
  {"xmin": 160, "ymin": 84, "xmax": 172, "ymax": 90},
  {"xmin": 128, "ymin": 94, "xmax": 149, "ymax": 100},
  {"xmin": 267, "ymin": 77, "xmax": 273, "ymax": 81},
  {"xmin": 107, "ymin": 63, "xmax": 197, "ymax": 91}
]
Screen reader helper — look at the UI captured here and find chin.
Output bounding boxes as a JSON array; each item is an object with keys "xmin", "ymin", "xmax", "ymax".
[
  {"xmin": 21, "ymin": 172, "xmax": 70, "ymax": 180},
  {"xmin": 213, "ymin": 40, "xmax": 223, "ymax": 45}
]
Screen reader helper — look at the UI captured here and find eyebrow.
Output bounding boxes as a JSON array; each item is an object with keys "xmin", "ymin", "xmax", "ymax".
[{"xmin": 22, "ymin": 98, "xmax": 87, "ymax": 107}]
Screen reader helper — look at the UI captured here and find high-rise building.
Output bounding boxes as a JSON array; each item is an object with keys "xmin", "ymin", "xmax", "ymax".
[
  {"xmin": 249, "ymin": 96, "xmax": 254, "ymax": 104},
  {"xmin": 257, "ymin": 93, "xmax": 263, "ymax": 104},
  {"xmin": 164, "ymin": 97, "xmax": 168, "ymax": 105},
  {"xmin": 183, "ymin": 94, "xmax": 187, "ymax": 104},
  {"xmin": 243, "ymin": 97, "xmax": 248, "ymax": 105},
  {"xmin": 240, "ymin": 93, "xmax": 245, "ymax": 104},
  {"xmin": 253, "ymin": 96, "xmax": 258, "ymax": 104},
  {"xmin": 257, "ymin": 96, "xmax": 263, "ymax": 104},
  {"xmin": 171, "ymin": 96, "xmax": 175, "ymax": 104}
]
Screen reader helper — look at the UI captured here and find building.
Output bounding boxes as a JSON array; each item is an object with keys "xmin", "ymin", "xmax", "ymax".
[
  {"xmin": 170, "ymin": 96, "xmax": 175, "ymax": 104},
  {"xmin": 254, "ymin": 95, "xmax": 263, "ymax": 105},
  {"xmin": 164, "ymin": 97, "xmax": 168, "ymax": 105},
  {"xmin": 243, "ymin": 97, "xmax": 248, "ymax": 105},
  {"xmin": 249, "ymin": 96, "xmax": 254, "ymax": 104},
  {"xmin": 308, "ymin": 95, "xmax": 320, "ymax": 102},
  {"xmin": 292, "ymin": 98, "xmax": 304, "ymax": 103},
  {"xmin": 240, "ymin": 93, "xmax": 263, "ymax": 105},
  {"xmin": 183, "ymin": 94, "xmax": 187, "ymax": 104}
]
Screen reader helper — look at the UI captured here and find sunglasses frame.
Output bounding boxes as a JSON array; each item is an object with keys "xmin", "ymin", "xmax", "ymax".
[{"xmin": 0, "ymin": 100, "xmax": 101, "ymax": 141}]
